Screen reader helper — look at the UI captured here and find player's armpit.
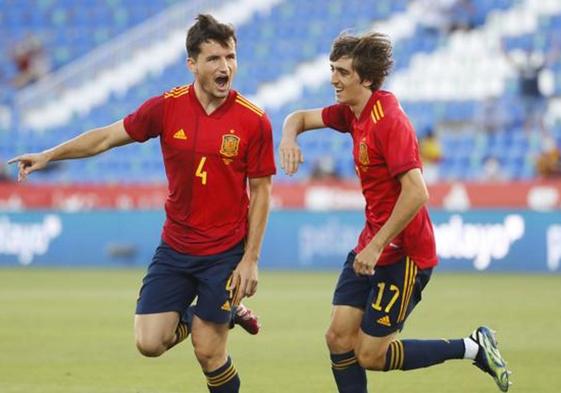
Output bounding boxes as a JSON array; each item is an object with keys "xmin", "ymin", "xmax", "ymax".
[{"xmin": 101, "ymin": 120, "xmax": 136, "ymax": 150}]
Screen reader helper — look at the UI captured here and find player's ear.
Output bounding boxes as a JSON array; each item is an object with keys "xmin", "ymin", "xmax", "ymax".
[
  {"xmin": 187, "ymin": 56, "xmax": 197, "ymax": 73},
  {"xmin": 361, "ymin": 78, "xmax": 374, "ymax": 89}
]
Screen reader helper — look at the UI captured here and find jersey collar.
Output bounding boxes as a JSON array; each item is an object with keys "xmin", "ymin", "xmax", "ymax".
[{"xmin": 189, "ymin": 83, "xmax": 237, "ymax": 118}]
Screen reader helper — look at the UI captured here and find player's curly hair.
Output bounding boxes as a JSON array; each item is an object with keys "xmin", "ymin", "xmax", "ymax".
[
  {"xmin": 330, "ymin": 32, "xmax": 394, "ymax": 91},
  {"xmin": 186, "ymin": 14, "xmax": 237, "ymax": 58}
]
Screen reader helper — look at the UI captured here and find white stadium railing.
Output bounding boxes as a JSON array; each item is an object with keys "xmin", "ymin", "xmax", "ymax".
[{"xmin": 16, "ymin": 0, "xmax": 282, "ymax": 131}]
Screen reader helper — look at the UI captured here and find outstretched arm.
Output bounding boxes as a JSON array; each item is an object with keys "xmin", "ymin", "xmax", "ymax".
[
  {"xmin": 279, "ymin": 109, "xmax": 325, "ymax": 176},
  {"xmin": 8, "ymin": 120, "xmax": 134, "ymax": 181}
]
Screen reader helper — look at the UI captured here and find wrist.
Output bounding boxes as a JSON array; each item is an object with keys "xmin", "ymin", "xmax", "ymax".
[
  {"xmin": 242, "ymin": 252, "xmax": 259, "ymax": 264},
  {"xmin": 280, "ymin": 135, "xmax": 296, "ymax": 145},
  {"xmin": 368, "ymin": 237, "xmax": 385, "ymax": 252}
]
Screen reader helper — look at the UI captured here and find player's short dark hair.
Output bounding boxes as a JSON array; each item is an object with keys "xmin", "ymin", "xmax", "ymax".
[
  {"xmin": 186, "ymin": 14, "xmax": 237, "ymax": 59},
  {"xmin": 330, "ymin": 32, "xmax": 393, "ymax": 91}
]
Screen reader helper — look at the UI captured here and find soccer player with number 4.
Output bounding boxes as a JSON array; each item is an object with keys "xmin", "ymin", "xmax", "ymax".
[
  {"xmin": 9, "ymin": 14, "xmax": 275, "ymax": 393},
  {"xmin": 279, "ymin": 31, "xmax": 511, "ymax": 392}
]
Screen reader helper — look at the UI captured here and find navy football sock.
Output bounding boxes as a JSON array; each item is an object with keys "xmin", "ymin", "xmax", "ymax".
[
  {"xmin": 330, "ymin": 351, "xmax": 367, "ymax": 393},
  {"xmin": 205, "ymin": 356, "xmax": 240, "ymax": 393},
  {"xmin": 384, "ymin": 339, "xmax": 465, "ymax": 371}
]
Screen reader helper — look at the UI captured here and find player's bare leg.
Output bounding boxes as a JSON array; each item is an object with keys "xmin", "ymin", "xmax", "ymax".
[
  {"xmin": 191, "ymin": 315, "xmax": 240, "ymax": 392},
  {"xmin": 325, "ymin": 305, "xmax": 363, "ymax": 353},
  {"xmin": 325, "ymin": 305, "xmax": 367, "ymax": 393},
  {"xmin": 354, "ymin": 330, "xmax": 398, "ymax": 370},
  {"xmin": 134, "ymin": 312, "xmax": 180, "ymax": 357}
]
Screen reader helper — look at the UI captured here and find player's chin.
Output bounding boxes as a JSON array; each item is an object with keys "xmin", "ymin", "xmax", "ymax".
[
  {"xmin": 213, "ymin": 89, "xmax": 229, "ymax": 99},
  {"xmin": 334, "ymin": 92, "xmax": 347, "ymax": 104}
]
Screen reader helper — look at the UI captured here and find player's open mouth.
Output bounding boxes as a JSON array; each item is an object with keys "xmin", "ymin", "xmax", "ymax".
[{"xmin": 215, "ymin": 76, "xmax": 229, "ymax": 89}]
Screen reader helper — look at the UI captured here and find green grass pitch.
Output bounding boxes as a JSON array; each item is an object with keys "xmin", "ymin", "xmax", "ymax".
[{"xmin": 0, "ymin": 269, "xmax": 559, "ymax": 393}]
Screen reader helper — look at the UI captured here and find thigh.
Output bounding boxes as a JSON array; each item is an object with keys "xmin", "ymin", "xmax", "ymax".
[
  {"xmin": 328, "ymin": 305, "xmax": 364, "ymax": 337},
  {"xmin": 136, "ymin": 242, "xmax": 198, "ymax": 315},
  {"xmin": 194, "ymin": 242, "xmax": 244, "ymax": 324},
  {"xmin": 326, "ymin": 305, "xmax": 364, "ymax": 352},
  {"xmin": 332, "ymin": 251, "xmax": 371, "ymax": 309},
  {"xmin": 361, "ymin": 257, "xmax": 432, "ymax": 337},
  {"xmin": 134, "ymin": 311, "xmax": 179, "ymax": 344}
]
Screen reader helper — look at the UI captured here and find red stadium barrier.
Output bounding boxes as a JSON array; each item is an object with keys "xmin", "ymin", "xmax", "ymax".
[{"xmin": 1, "ymin": 180, "xmax": 560, "ymax": 210}]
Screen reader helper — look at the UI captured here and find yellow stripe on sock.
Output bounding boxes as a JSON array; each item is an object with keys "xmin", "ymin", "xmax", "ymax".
[
  {"xmin": 207, "ymin": 369, "xmax": 237, "ymax": 387},
  {"xmin": 332, "ymin": 356, "xmax": 358, "ymax": 369},
  {"xmin": 396, "ymin": 340, "xmax": 405, "ymax": 370},
  {"xmin": 206, "ymin": 364, "xmax": 233, "ymax": 382},
  {"xmin": 389, "ymin": 342, "xmax": 397, "ymax": 370},
  {"xmin": 207, "ymin": 364, "xmax": 237, "ymax": 386}
]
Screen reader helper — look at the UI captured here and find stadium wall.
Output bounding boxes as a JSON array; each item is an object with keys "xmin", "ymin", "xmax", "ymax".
[{"xmin": 0, "ymin": 210, "xmax": 559, "ymax": 273}]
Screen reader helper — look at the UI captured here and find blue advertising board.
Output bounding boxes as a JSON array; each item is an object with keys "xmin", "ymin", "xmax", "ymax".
[{"xmin": 0, "ymin": 210, "xmax": 560, "ymax": 272}]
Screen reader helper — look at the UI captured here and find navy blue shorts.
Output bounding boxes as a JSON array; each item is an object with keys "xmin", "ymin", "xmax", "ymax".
[
  {"xmin": 333, "ymin": 251, "xmax": 432, "ymax": 337},
  {"xmin": 136, "ymin": 240, "xmax": 244, "ymax": 325}
]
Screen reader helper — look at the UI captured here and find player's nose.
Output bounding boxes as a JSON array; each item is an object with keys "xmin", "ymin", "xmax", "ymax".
[{"xmin": 217, "ymin": 57, "xmax": 228, "ymax": 72}]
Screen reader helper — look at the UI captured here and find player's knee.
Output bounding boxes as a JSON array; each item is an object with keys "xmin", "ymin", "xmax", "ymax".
[
  {"xmin": 193, "ymin": 345, "xmax": 224, "ymax": 370},
  {"xmin": 135, "ymin": 336, "xmax": 168, "ymax": 357},
  {"xmin": 325, "ymin": 327, "xmax": 354, "ymax": 353},
  {"xmin": 356, "ymin": 347, "xmax": 386, "ymax": 371}
]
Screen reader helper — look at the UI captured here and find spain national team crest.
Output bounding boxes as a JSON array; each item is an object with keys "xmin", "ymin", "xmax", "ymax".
[
  {"xmin": 220, "ymin": 131, "xmax": 240, "ymax": 164},
  {"xmin": 220, "ymin": 133, "xmax": 240, "ymax": 157},
  {"xmin": 359, "ymin": 139, "xmax": 370, "ymax": 167}
]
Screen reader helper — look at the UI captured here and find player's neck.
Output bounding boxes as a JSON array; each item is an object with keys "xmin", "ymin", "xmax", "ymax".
[
  {"xmin": 193, "ymin": 81, "xmax": 229, "ymax": 115},
  {"xmin": 349, "ymin": 89, "xmax": 374, "ymax": 119}
]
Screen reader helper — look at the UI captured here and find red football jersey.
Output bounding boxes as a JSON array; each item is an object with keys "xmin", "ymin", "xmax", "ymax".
[
  {"xmin": 124, "ymin": 85, "xmax": 276, "ymax": 255},
  {"xmin": 322, "ymin": 90, "xmax": 437, "ymax": 269}
]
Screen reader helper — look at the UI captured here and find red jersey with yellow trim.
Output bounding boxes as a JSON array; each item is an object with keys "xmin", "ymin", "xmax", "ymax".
[
  {"xmin": 124, "ymin": 84, "xmax": 276, "ymax": 255},
  {"xmin": 321, "ymin": 90, "xmax": 437, "ymax": 269}
]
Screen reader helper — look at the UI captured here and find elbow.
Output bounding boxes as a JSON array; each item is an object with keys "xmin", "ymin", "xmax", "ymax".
[
  {"xmin": 283, "ymin": 111, "xmax": 299, "ymax": 126},
  {"xmin": 285, "ymin": 111, "xmax": 305, "ymax": 129}
]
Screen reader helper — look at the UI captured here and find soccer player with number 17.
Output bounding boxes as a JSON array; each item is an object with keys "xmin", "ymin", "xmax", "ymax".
[{"xmin": 279, "ymin": 31, "xmax": 511, "ymax": 392}]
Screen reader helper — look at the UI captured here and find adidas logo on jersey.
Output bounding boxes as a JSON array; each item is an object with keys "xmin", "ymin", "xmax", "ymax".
[
  {"xmin": 173, "ymin": 129, "xmax": 187, "ymax": 140},
  {"xmin": 376, "ymin": 315, "xmax": 391, "ymax": 327},
  {"xmin": 221, "ymin": 300, "xmax": 231, "ymax": 311}
]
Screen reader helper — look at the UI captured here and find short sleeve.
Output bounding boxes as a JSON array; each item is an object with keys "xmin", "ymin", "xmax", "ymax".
[
  {"xmin": 247, "ymin": 114, "xmax": 276, "ymax": 178},
  {"xmin": 377, "ymin": 109, "xmax": 422, "ymax": 178},
  {"xmin": 123, "ymin": 95, "xmax": 165, "ymax": 142},
  {"xmin": 321, "ymin": 104, "xmax": 353, "ymax": 133}
]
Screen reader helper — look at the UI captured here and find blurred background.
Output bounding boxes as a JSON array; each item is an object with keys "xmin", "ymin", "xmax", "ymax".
[
  {"xmin": 1, "ymin": 2, "xmax": 561, "ymax": 393},
  {"xmin": 1, "ymin": 0, "xmax": 561, "ymax": 272}
]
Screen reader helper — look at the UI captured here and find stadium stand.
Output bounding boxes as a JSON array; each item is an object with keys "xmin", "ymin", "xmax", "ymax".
[{"xmin": 1, "ymin": 0, "xmax": 561, "ymax": 183}]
